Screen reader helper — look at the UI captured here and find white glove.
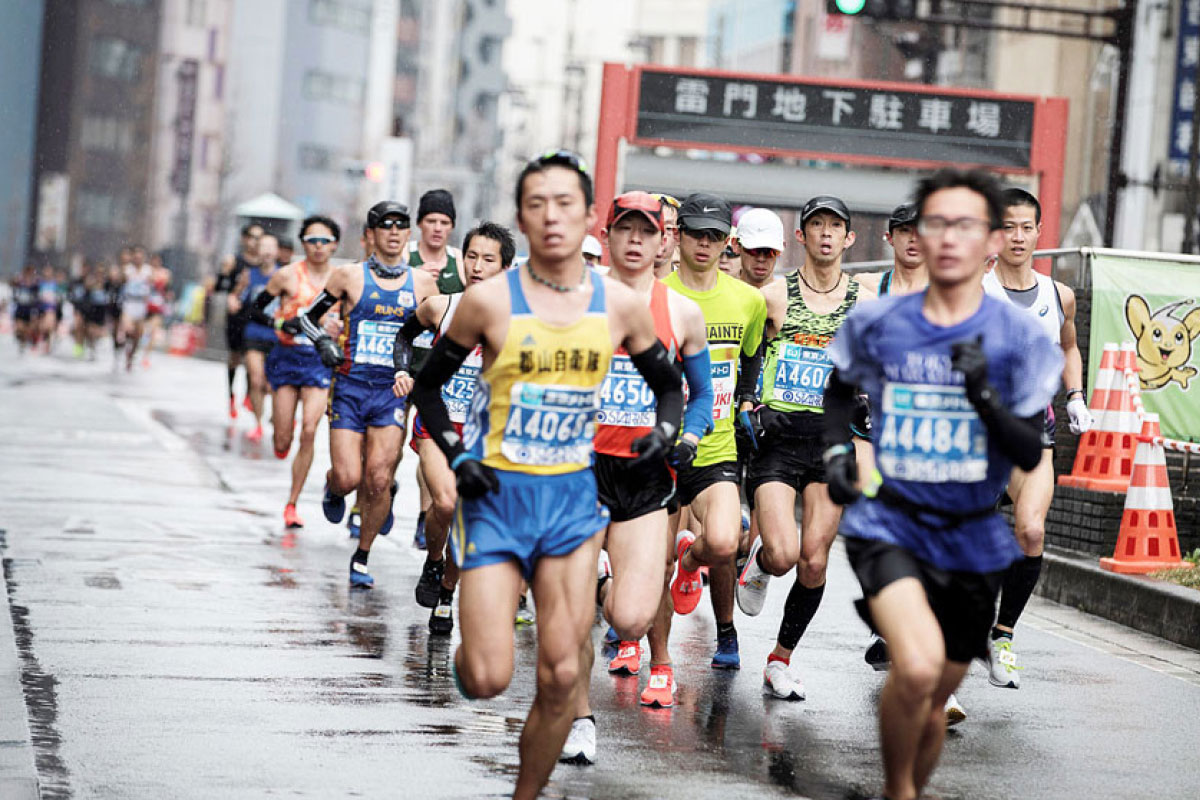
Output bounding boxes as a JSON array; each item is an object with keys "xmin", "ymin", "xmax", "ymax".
[{"xmin": 1067, "ymin": 397, "xmax": 1094, "ymax": 435}]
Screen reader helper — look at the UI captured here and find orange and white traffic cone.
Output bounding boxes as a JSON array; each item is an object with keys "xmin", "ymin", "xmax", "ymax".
[
  {"xmin": 1059, "ymin": 342, "xmax": 1141, "ymax": 492},
  {"xmin": 1100, "ymin": 413, "xmax": 1192, "ymax": 574}
]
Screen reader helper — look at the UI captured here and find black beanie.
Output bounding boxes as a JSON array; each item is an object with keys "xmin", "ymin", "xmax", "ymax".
[{"xmin": 418, "ymin": 189, "xmax": 456, "ymax": 225}]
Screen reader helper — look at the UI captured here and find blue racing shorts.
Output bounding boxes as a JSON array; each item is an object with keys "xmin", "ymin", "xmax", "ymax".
[
  {"xmin": 266, "ymin": 344, "xmax": 331, "ymax": 391},
  {"xmin": 452, "ymin": 468, "xmax": 610, "ymax": 579},
  {"xmin": 328, "ymin": 373, "xmax": 407, "ymax": 432}
]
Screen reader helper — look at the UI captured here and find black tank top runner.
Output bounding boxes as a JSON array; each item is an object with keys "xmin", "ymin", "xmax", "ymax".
[{"xmin": 879, "ymin": 269, "xmax": 893, "ymax": 296}]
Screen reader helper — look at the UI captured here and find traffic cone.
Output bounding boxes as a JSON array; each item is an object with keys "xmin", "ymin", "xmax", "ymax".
[
  {"xmin": 1100, "ymin": 414, "xmax": 1192, "ymax": 574},
  {"xmin": 1059, "ymin": 342, "xmax": 1140, "ymax": 492}
]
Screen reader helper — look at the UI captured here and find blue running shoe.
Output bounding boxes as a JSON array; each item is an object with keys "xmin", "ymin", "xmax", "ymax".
[
  {"xmin": 323, "ymin": 481, "xmax": 346, "ymax": 524},
  {"xmin": 411, "ymin": 513, "xmax": 426, "ymax": 549},
  {"xmin": 379, "ymin": 481, "xmax": 398, "ymax": 537},
  {"xmin": 741, "ymin": 508, "xmax": 752, "ymax": 533},
  {"xmin": 601, "ymin": 625, "xmax": 620, "ymax": 660},
  {"xmin": 346, "ymin": 506, "xmax": 361, "ymax": 539},
  {"xmin": 711, "ymin": 630, "xmax": 740, "ymax": 670},
  {"xmin": 349, "ymin": 558, "xmax": 374, "ymax": 588}
]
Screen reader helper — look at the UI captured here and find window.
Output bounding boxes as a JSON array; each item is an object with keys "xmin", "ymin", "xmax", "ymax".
[
  {"xmin": 302, "ymin": 70, "xmax": 364, "ymax": 105},
  {"xmin": 308, "ymin": 0, "xmax": 371, "ymax": 35},
  {"xmin": 186, "ymin": 0, "xmax": 206, "ymax": 26},
  {"xmin": 299, "ymin": 144, "xmax": 336, "ymax": 172},
  {"xmin": 207, "ymin": 28, "xmax": 218, "ymax": 61},
  {"xmin": 79, "ymin": 115, "xmax": 134, "ymax": 154},
  {"xmin": 76, "ymin": 191, "xmax": 128, "ymax": 231},
  {"xmin": 89, "ymin": 37, "xmax": 143, "ymax": 82},
  {"xmin": 478, "ymin": 35, "xmax": 499, "ymax": 64}
]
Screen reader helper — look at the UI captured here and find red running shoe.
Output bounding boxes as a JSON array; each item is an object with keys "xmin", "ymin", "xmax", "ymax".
[
  {"xmin": 670, "ymin": 531, "xmax": 703, "ymax": 615},
  {"xmin": 283, "ymin": 503, "xmax": 303, "ymax": 529}
]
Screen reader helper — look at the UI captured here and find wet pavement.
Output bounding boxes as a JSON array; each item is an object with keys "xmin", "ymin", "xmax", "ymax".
[{"xmin": 3, "ymin": 339, "xmax": 1200, "ymax": 799}]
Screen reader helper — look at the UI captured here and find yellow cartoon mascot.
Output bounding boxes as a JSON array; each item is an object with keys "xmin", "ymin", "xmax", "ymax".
[{"xmin": 1125, "ymin": 296, "xmax": 1200, "ymax": 390}]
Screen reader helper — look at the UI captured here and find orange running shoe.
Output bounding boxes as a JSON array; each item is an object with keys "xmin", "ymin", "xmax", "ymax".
[
  {"xmin": 243, "ymin": 395, "xmax": 253, "ymax": 411},
  {"xmin": 670, "ymin": 531, "xmax": 703, "ymax": 615},
  {"xmin": 229, "ymin": 397, "xmax": 238, "ymax": 419},
  {"xmin": 608, "ymin": 641, "xmax": 641, "ymax": 675},
  {"xmin": 283, "ymin": 504, "xmax": 303, "ymax": 529},
  {"xmin": 639, "ymin": 664, "xmax": 676, "ymax": 708},
  {"xmin": 247, "ymin": 425, "xmax": 263, "ymax": 443}
]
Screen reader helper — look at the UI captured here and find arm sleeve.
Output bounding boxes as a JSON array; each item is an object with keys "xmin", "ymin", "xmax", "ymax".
[
  {"xmin": 822, "ymin": 368, "xmax": 858, "ymax": 449},
  {"xmin": 629, "ymin": 340, "xmax": 683, "ymax": 441},
  {"xmin": 247, "ymin": 287, "xmax": 278, "ymax": 328},
  {"xmin": 298, "ymin": 291, "xmax": 338, "ymax": 344},
  {"xmin": 680, "ymin": 348, "xmax": 714, "ymax": 439},
  {"xmin": 411, "ymin": 334, "xmax": 474, "ymax": 462},
  {"xmin": 742, "ymin": 295, "xmax": 767, "ymax": 357},
  {"xmin": 977, "ymin": 398, "xmax": 1045, "ymax": 472},
  {"xmin": 393, "ymin": 314, "xmax": 430, "ymax": 372},
  {"xmin": 735, "ymin": 340, "xmax": 764, "ymax": 404},
  {"xmin": 214, "ymin": 270, "xmax": 235, "ymax": 293}
]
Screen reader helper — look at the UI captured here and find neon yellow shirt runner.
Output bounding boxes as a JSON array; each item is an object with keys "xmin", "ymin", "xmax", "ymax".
[{"xmin": 662, "ymin": 270, "xmax": 766, "ymax": 467}]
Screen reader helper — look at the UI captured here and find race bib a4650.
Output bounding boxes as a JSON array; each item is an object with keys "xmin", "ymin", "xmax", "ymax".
[
  {"xmin": 596, "ymin": 354, "xmax": 656, "ymax": 428},
  {"xmin": 876, "ymin": 382, "xmax": 988, "ymax": 483}
]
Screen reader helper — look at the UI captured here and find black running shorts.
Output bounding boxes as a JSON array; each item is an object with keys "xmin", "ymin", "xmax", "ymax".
[
  {"xmin": 674, "ymin": 460, "xmax": 739, "ymax": 508},
  {"xmin": 594, "ymin": 453, "xmax": 677, "ymax": 523}
]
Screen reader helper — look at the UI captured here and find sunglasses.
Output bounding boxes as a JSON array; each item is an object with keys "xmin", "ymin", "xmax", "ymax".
[
  {"xmin": 651, "ymin": 193, "xmax": 681, "ymax": 209},
  {"xmin": 530, "ymin": 149, "xmax": 589, "ymax": 175},
  {"xmin": 375, "ymin": 218, "xmax": 410, "ymax": 230},
  {"xmin": 744, "ymin": 247, "xmax": 779, "ymax": 258},
  {"xmin": 303, "ymin": 236, "xmax": 335, "ymax": 246},
  {"xmin": 722, "ymin": 246, "xmax": 738, "ymax": 258},
  {"xmin": 681, "ymin": 227, "xmax": 726, "ymax": 243}
]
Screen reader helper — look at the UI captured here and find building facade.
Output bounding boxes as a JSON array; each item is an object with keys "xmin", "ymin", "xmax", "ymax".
[{"xmin": 0, "ymin": 0, "xmax": 45, "ymax": 276}]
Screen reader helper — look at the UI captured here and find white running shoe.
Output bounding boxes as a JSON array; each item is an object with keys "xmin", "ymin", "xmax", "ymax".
[
  {"xmin": 988, "ymin": 636, "xmax": 1021, "ymax": 689},
  {"xmin": 945, "ymin": 693, "xmax": 966, "ymax": 727},
  {"xmin": 559, "ymin": 717, "xmax": 596, "ymax": 765},
  {"xmin": 763, "ymin": 659, "xmax": 805, "ymax": 701},
  {"xmin": 736, "ymin": 537, "xmax": 771, "ymax": 616}
]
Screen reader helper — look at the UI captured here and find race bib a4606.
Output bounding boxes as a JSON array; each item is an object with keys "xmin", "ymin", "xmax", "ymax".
[
  {"xmin": 876, "ymin": 382, "xmax": 988, "ymax": 483},
  {"xmin": 501, "ymin": 382, "xmax": 597, "ymax": 467},
  {"xmin": 772, "ymin": 343, "xmax": 832, "ymax": 407},
  {"xmin": 352, "ymin": 320, "xmax": 401, "ymax": 367}
]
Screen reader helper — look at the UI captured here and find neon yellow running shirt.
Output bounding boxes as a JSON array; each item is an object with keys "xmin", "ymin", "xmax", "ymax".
[{"xmin": 662, "ymin": 270, "xmax": 766, "ymax": 467}]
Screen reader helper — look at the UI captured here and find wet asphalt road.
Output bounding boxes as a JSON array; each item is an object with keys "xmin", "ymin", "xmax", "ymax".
[{"xmin": 2, "ymin": 340, "xmax": 1200, "ymax": 799}]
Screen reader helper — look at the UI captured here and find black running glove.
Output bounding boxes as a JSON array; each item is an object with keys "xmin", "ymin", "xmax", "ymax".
[
  {"xmin": 668, "ymin": 437, "xmax": 698, "ymax": 468},
  {"xmin": 632, "ymin": 422, "xmax": 674, "ymax": 468},
  {"xmin": 451, "ymin": 454, "xmax": 500, "ymax": 499},
  {"xmin": 950, "ymin": 336, "xmax": 1043, "ymax": 471},
  {"xmin": 737, "ymin": 406, "xmax": 766, "ymax": 451},
  {"xmin": 950, "ymin": 336, "xmax": 991, "ymax": 409},
  {"xmin": 823, "ymin": 443, "xmax": 860, "ymax": 505}
]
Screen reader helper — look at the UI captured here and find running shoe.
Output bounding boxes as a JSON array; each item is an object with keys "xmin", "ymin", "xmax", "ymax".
[
  {"xmin": 242, "ymin": 395, "xmax": 253, "ymax": 411},
  {"xmin": 736, "ymin": 537, "xmax": 770, "ymax": 616},
  {"xmin": 596, "ymin": 549, "xmax": 612, "ymax": 611},
  {"xmin": 639, "ymin": 664, "xmax": 676, "ymax": 708},
  {"xmin": 412, "ymin": 514, "xmax": 426, "ymax": 549},
  {"xmin": 763, "ymin": 659, "xmax": 805, "ymax": 701},
  {"xmin": 608, "ymin": 642, "xmax": 641, "ymax": 675},
  {"xmin": 247, "ymin": 424, "xmax": 263, "ymax": 443},
  {"xmin": 283, "ymin": 503, "xmax": 303, "ymax": 529},
  {"xmin": 601, "ymin": 625, "xmax": 620, "ymax": 660},
  {"xmin": 711, "ymin": 629, "xmax": 740, "ymax": 670},
  {"xmin": 945, "ymin": 693, "xmax": 966, "ymax": 727},
  {"xmin": 987, "ymin": 635, "xmax": 1021, "ymax": 689},
  {"xmin": 515, "ymin": 594, "xmax": 535, "ymax": 626},
  {"xmin": 347, "ymin": 506, "xmax": 361, "ymax": 539},
  {"xmin": 865, "ymin": 636, "xmax": 889, "ymax": 671},
  {"xmin": 349, "ymin": 559, "xmax": 374, "ymax": 588},
  {"xmin": 229, "ymin": 397, "xmax": 238, "ymax": 419},
  {"xmin": 415, "ymin": 559, "xmax": 445, "ymax": 608},
  {"xmin": 559, "ymin": 717, "xmax": 596, "ymax": 765},
  {"xmin": 322, "ymin": 481, "xmax": 346, "ymax": 524},
  {"xmin": 669, "ymin": 531, "xmax": 703, "ymax": 615},
  {"xmin": 429, "ymin": 592, "xmax": 454, "ymax": 635},
  {"xmin": 379, "ymin": 481, "xmax": 398, "ymax": 537}
]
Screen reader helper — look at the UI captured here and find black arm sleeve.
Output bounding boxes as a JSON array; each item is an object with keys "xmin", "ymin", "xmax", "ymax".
[
  {"xmin": 247, "ymin": 287, "xmax": 278, "ymax": 328},
  {"xmin": 976, "ymin": 398, "xmax": 1044, "ymax": 472},
  {"xmin": 214, "ymin": 271, "xmax": 235, "ymax": 293},
  {"xmin": 411, "ymin": 334, "xmax": 474, "ymax": 463},
  {"xmin": 629, "ymin": 340, "xmax": 683, "ymax": 440},
  {"xmin": 735, "ymin": 340, "xmax": 764, "ymax": 405},
  {"xmin": 822, "ymin": 368, "xmax": 857, "ymax": 449},
  {"xmin": 393, "ymin": 314, "xmax": 430, "ymax": 372},
  {"xmin": 299, "ymin": 291, "xmax": 338, "ymax": 343}
]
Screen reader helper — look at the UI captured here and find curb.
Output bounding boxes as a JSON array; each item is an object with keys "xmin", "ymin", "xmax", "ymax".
[
  {"xmin": 1037, "ymin": 548, "xmax": 1200, "ymax": 652},
  {"xmin": 0, "ymin": 556, "xmax": 41, "ymax": 800}
]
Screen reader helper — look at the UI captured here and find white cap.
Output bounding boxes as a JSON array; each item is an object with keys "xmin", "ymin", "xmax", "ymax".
[
  {"xmin": 582, "ymin": 235, "xmax": 603, "ymax": 258},
  {"xmin": 736, "ymin": 208, "xmax": 784, "ymax": 251}
]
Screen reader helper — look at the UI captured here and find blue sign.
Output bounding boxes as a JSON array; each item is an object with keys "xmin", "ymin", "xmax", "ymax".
[{"xmin": 1169, "ymin": 0, "xmax": 1200, "ymax": 169}]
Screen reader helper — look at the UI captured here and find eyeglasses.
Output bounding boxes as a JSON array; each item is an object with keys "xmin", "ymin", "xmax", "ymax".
[
  {"xmin": 530, "ymin": 149, "xmax": 589, "ymax": 175},
  {"xmin": 375, "ymin": 218, "xmax": 410, "ymax": 230},
  {"xmin": 302, "ymin": 236, "xmax": 335, "ymax": 246},
  {"xmin": 681, "ymin": 227, "xmax": 726, "ymax": 244},
  {"xmin": 916, "ymin": 216, "xmax": 991, "ymax": 240},
  {"xmin": 651, "ymin": 193, "xmax": 681, "ymax": 209}
]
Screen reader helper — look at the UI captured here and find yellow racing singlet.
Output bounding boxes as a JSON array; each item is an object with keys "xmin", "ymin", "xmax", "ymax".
[{"xmin": 464, "ymin": 268, "xmax": 612, "ymax": 476}]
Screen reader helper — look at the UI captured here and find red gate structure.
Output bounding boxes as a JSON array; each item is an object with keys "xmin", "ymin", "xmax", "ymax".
[{"xmin": 595, "ymin": 63, "xmax": 1068, "ymax": 271}]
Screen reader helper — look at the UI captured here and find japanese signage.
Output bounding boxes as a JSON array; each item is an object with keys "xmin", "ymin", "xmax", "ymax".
[
  {"xmin": 171, "ymin": 59, "xmax": 199, "ymax": 196},
  {"xmin": 1169, "ymin": 0, "xmax": 1200, "ymax": 169},
  {"xmin": 633, "ymin": 69, "xmax": 1036, "ymax": 168}
]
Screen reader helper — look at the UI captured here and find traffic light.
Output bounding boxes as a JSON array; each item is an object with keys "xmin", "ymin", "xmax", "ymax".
[{"xmin": 826, "ymin": 0, "xmax": 916, "ymax": 20}]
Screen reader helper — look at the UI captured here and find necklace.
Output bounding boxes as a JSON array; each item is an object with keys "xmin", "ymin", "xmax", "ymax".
[
  {"xmin": 367, "ymin": 255, "xmax": 405, "ymax": 280},
  {"xmin": 526, "ymin": 263, "xmax": 588, "ymax": 293},
  {"xmin": 797, "ymin": 267, "xmax": 844, "ymax": 295}
]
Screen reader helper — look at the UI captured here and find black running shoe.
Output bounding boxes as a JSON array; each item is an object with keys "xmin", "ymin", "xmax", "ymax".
[
  {"xmin": 429, "ymin": 591, "xmax": 454, "ymax": 635},
  {"xmin": 415, "ymin": 559, "xmax": 445, "ymax": 608},
  {"xmin": 865, "ymin": 636, "xmax": 889, "ymax": 671}
]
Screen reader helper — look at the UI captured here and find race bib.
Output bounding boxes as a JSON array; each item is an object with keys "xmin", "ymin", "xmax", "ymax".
[
  {"xmin": 711, "ymin": 357, "xmax": 735, "ymax": 421},
  {"xmin": 352, "ymin": 319, "xmax": 401, "ymax": 367},
  {"xmin": 442, "ymin": 348, "xmax": 482, "ymax": 424},
  {"xmin": 501, "ymin": 382, "xmax": 597, "ymax": 467},
  {"xmin": 772, "ymin": 343, "xmax": 833, "ymax": 407},
  {"xmin": 876, "ymin": 383, "xmax": 988, "ymax": 483},
  {"xmin": 596, "ymin": 355, "xmax": 656, "ymax": 428}
]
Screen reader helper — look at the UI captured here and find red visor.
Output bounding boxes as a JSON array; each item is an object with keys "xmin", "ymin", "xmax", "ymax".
[{"xmin": 607, "ymin": 191, "xmax": 665, "ymax": 232}]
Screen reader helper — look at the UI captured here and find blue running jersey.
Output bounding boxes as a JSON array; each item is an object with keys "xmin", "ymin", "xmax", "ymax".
[{"xmin": 338, "ymin": 261, "xmax": 418, "ymax": 386}]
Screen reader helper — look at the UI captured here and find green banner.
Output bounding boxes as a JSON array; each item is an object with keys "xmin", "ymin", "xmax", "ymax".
[{"xmin": 1089, "ymin": 254, "xmax": 1200, "ymax": 441}]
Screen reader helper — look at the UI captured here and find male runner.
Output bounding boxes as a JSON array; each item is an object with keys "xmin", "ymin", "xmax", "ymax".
[
  {"xmin": 394, "ymin": 222, "xmax": 516, "ymax": 631},
  {"xmin": 121, "ymin": 248, "xmax": 153, "ymax": 371},
  {"xmin": 143, "ymin": 253, "xmax": 172, "ymax": 364},
  {"xmin": 410, "ymin": 151, "xmax": 684, "ymax": 799},
  {"xmin": 561, "ymin": 191, "xmax": 712, "ymax": 761},
  {"xmin": 736, "ymin": 208, "xmax": 785, "ymax": 290},
  {"xmin": 238, "ymin": 234, "xmax": 281, "ymax": 442},
  {"xmin": 735, "ymin": 196, "xmax": 874, "ymax": 701},
  {"xmin": 717, "ymin": 240, "xmax": 741, "ymax": 278},
  {"xmin": 822, "ymin": 167, "xmax": 1061, "ymax": 800},
  {"xmin": 657, "ymin": 192, "xmax": 767, "ymax": 671},
  {"xmin": 857, "ymin": 204, "xmax": 927, "ymax": 297},
  {"xmin": 11, "ymin": 266, "xmax": 38, "ymax": 353},
  {"xmin": 68, "ymin": 264, "xmax": 91, "ymax": 358},
  {"xmin": 36, "ymin": 266, "xmax": 61, "ymax": 353},
  {"xmin": 294, "ymin": 201, "xmax": 437, "ymax": 587},
  {"xmin": 582, "ymin": 235, "xmax": 604, "ymax": 269},
  {"xmin": 82, "ymin": 265, "xmax": 111, "ymax": 359},
  {"xmin": 247, "ymin": 215, "xmax": 341, "ymax": 528},
  {"xmin": 650, "ymin": 193, "xmax": 680, "ymax": 281},
  {"xmin": 981, "ymin": 188, "xmax": 1091, "ymax": 688},
  {"xmin": 216, "ymin": 224, "xmax": 264, "ymax": 418}
]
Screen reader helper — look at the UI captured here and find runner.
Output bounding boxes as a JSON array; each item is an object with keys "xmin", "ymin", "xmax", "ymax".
[
  {"xmin": 237, "ymin": 233, "xmax": 281, "ymax": 443},
  {"xmin": 82, "ymin": 264, "xmax": 111, "ymax": 359},
  {"xmin": 734, "ymin": 195, "xmax": 874, "ymax": 702},
  {"xmin": 392, "ymin": 222, "xmax": 516, "ymax": 632},
  {"xmin": 981, "ymin": 187, "xmax": 1092, "ymax": 688},
  {"xmin": 822, "ymin": 167, "xmax": 1061, "ymax": 800},
  {"xmin": 582, "ymin": 234, "xmax": 604, "ymax": 269},
  {"xmin": 717, "ymin": 238, "xmax": 741, "ymax": 278},
  {"xmin": 67, "ymin": 264, "xmax": 91, "ymax": 358},
  {"xmin": 650, "ymin": 193, "xmax": 680, "ymax": 281},
  {"xmin": 215, "ymin": 223, "xmax": 264, "ymax": 419},
  {"xmin": 143, "ymin": 253, "xmax": 172, "ymax": 365},
  {"xmin": 106, "ymin": 263, "xmax": 125, "ymax": 358},
  {"xmin": 36, "ymin": 265, "xmax": 61, "ymax": 353},
  {"xmin": 858, "ymin": 204, "xmax": 927, "ymax": 297},
  {"xmin": 562, "ymin": 191, "xmax": 712, "ymax": 761},
  {"xmin": 121, "ymin": 248, "xmax": 153, "ymax": 371},
  {"xmin": 296, "ymin": 200, "xmax": 437, "ymax": 588},
  {"xmin": 409, "ymin": 150, "xmax": 684, "ymax": 799},
  {"xmin": 11, "ymin": 266, "xmax": 38, "ymax": 354},
  {"xmin": 656, "ymin": 192, "xmax": 767, "ymax": 672},
  {"xmin": 736, "ymin": 208, "xmax": 785, "ymax": 290},
  {"xmin": 247, "ymin": 216, "xmax": 341, "ymax": 528}
]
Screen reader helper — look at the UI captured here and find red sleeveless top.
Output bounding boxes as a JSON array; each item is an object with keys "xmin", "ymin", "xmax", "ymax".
[{"xmin": 276, "ymin": 261, "xmax": 322, "ymax": 346}]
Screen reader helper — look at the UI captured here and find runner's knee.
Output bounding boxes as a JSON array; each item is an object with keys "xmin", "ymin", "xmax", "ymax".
[
  {"xmin": 459, "ymin": 647, "xmax": 512, "ymax": 699},
  {"xmin": 536, "ymin": 652, "xmax": 580, "ymax": 704},
  {"xmin": 607, "ymin": 592, "xmax": 655, "ymax": 641},
  {"xmin": 889, "ymin": 651, "xmax": 942, "ymax": 704},
  {"xmin": 761, "ymin": 536, "xmax": 798, "ymax": 576},
  {"xmin": 362, "ymin": 467, "xmax": 393, "ymax": 498}
]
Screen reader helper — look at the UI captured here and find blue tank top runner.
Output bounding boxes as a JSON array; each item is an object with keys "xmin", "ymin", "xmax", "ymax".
[{"xmin": 341, "ymin": 258, "xmax": 418, "ymax": 385}]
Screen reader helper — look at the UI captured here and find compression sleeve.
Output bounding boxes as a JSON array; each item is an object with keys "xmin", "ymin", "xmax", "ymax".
[
  {"xmin": 822, "ymin": 368, "xmax": 857, "ymax": 449},
  {"xmin": 629, "ymin": 340, "xmax": 683, "ymax": 442},
  {"xmin": 735, "ymin": 342, "xmax": 764, "ymax": 406},
  {"xmin": 680, "ymin": 348, "xmax": 714, "ymax": 439},
  {"xmin": 411, "ymin": 334, "xmax": 474, "ymax": 462},
  {"xmin": 247, "ymin": 287, "xmax": 278, "ymax": 328},
  {"xmin": 299, "ymin": 291, "xmax": 338, "ymax": 344},
  {"xmin": 393, "ymin": 314, "xmax": 429, "ymax": 373},
  {"xmin": 214, "ymin": 271, "xmax": 235, "ymax": 293},
  {"xmin": 977, "ymin": 400, "xmax": 1045, "ymax": 472}
]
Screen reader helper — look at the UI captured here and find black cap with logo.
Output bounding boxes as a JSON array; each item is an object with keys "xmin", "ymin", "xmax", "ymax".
[
  {"xmin": 678, "ymin": 192, "xmax": 733, "ymax": 235},
  {"xmin": 799, "ymin": 195, "xmax": 851, "ymax": 227},
  {"xmin": 367, "ymin": 201, "xmax": 410, "ymax": 229},
  {"xmin": 888, "ymin": 203, "xmax": 918, "ymax": 232}
]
